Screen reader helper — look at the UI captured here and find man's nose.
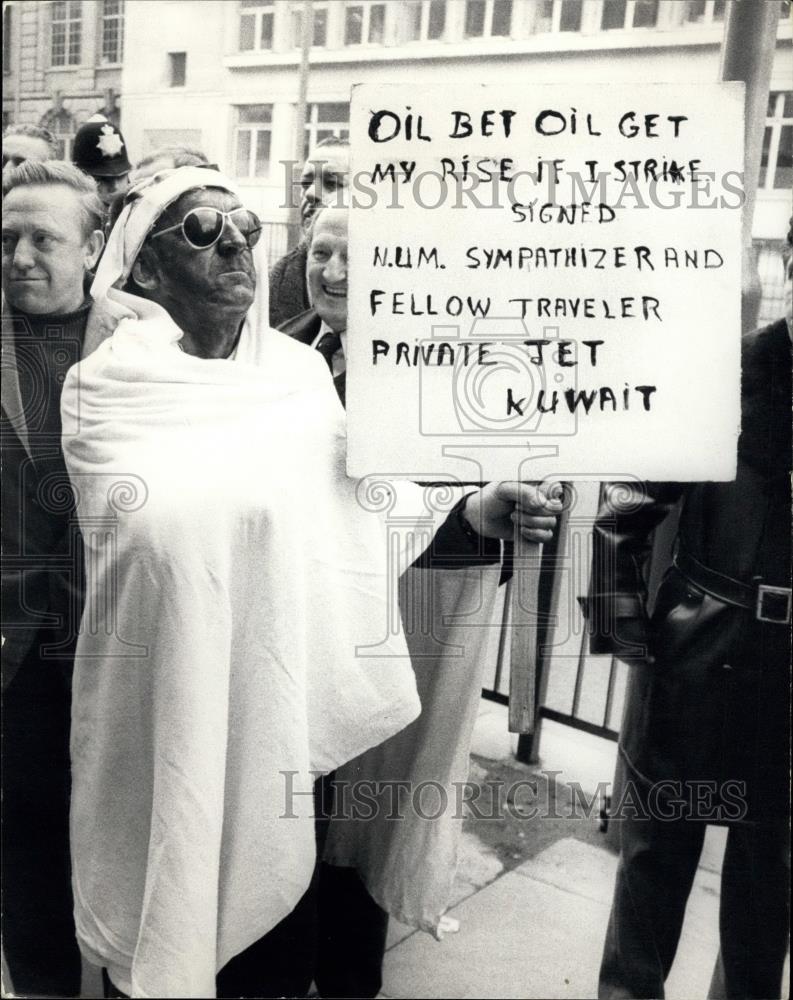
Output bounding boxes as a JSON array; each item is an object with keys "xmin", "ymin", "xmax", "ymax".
[
  {"xmin": 302, "ymin": 184, "xmax": 320, "ymax": 207},
  {"xmin": 217, "ymin": 218, "xmax": 248, "ymax": 254},
  {"xmin": 324, "ymin": 253, "xmax": 346, "ymax": 284},
  {"xmin": 12, "ymin": 237, "xmax": 35, "ymax": 270}
]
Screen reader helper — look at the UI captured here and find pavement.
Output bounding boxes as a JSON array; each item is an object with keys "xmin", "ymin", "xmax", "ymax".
[
  {"xmin": 64, "ymin": 701, "xmax": 789, "ymax": 998},
  {"xmin": 379, "ymin": 700, "xmax": 790, "ymax": 1000}
]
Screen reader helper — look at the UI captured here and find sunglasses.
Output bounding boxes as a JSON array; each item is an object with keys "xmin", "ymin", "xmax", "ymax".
[{"xmin": 150, "ymin": 206, "xmax": 262, "ymax": 250}]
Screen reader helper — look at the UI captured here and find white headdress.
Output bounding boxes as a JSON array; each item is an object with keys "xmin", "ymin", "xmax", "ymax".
[
  {"xmin": 85, "ymin": 165, "xmax": 272, "ymax": 363},
  {"xmin": 91, "ymin": 167, "xmax": 243, "ymax": 300}
]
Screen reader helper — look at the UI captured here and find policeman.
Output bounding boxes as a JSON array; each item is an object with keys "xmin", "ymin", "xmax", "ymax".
[{"xmin": 72, "ymin": 114, "xmax": 131, "ymax": 212}]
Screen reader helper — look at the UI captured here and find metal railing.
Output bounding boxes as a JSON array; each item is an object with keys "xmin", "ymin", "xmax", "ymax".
[{"xmin": 259, "ymin": 221, "xmax": 301, "ymax": 273}]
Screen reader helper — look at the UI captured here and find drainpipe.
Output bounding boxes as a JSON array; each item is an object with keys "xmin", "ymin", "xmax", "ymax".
[
  {"xmin": 719, "ymin": 0, "xmax": 781, "ymax": 332},
  {"xmin": 288, "ymin": 0, "xmax": 313, "ymax": 249}
]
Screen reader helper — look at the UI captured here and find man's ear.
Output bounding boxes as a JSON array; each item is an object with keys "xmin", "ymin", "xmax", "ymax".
[
  {"xmin": 84, "ymin": 229, "xmax": 104, "ymax": 271},
  {"xmin": 130, "ymin": 245, "xmax": 161, "ymax": 292}
]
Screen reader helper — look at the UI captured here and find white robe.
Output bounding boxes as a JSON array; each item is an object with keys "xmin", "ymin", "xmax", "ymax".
[{"xmin": 61, "ymin": 298, "xmax": 439, "ymax": 997}]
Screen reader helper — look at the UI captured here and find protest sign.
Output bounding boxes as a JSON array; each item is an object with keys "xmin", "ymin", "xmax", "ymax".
[{"xmin": 346, "ymin": 83, "xmax": 744, "ymax": 482}]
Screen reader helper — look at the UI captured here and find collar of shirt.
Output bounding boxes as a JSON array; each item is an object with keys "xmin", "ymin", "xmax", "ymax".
[{"xmin": 312, "ymin": 320, "xmax": 347, "ymax": 378}]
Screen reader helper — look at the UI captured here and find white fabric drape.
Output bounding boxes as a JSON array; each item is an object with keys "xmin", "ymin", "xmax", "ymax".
[{"xmin": 61, "ymin": 296, "xmax": 442, "ymax": 997}]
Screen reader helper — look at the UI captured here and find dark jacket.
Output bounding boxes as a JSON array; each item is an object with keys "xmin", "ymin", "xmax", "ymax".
[
  {"xmin": 1, "ymin": 296, "xmax": 119, "ymax": 686},
  {"xmin": 277, "ymin": 306, "xmax": 320, "ymax": 347},
  {"xmin": 269, "ymin": 243, "xmax": 310, "ymax": 329},
  {"xmin": 278, "ymin": 307, "xmax": 348, "ymax": 407},
  {"xmin": 588, "ymin": 319, "xmax": 791, "ymax": 823}
]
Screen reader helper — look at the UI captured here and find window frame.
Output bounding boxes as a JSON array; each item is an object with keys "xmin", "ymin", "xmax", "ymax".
[
  {"xmin": 759, "ymin": 90, "xmax": 793, "ymax": 193},
  {"xmin": 50, "ymin": 0, "xmax": 82, "ymax": 69},
  {"xmin": 682, "ymin": 0, "xmax": 727, "ymax": 26},
  {"xmin": 238, "ymin": 1, "xmax": 275, "ymax": 52},
  {"xmin": 534, "ymin": 0, "xmax": 584, "ymax": 33},
  {"xmin": 53, "ymin": 131, "xmax": 75, "ymax": 160},
  {"xmin": 233, "ymin": 104, "xmax": 274, "ymax": 181},
  {"xmin": 168, "ymin": 51, "xmax": 187, "ymax": 88},
  {"xmin": 343, "ymin": 1, "xmax": 387, "ymax": 46},
  {"xmin": 404, "ymin": 0, "xmax": 446, "ymax": 41},
  {"xmin": 3, "ymin": 4, "xmax": 13, "ymax": 76},
  {"xmin": 290, "ymin": 2, "xmax": 328, "ymax": 48},
  {"xmin": 464, "ymin": 0, "xmax": 514, "ymax": 39},
  {"xmin": 100, "ymin": 0, "xmax": 124, "ymax": 65},
  {"xmin": 600, "ymin": 0, "xmax": 660, "ymax": 31},
  {"xmin": 303, "ymin": 102, "xmax": 350, "ymax": 161}
]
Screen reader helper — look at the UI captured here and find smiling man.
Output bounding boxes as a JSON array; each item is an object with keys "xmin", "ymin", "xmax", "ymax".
[
  {"xmin": 2, "ymin": 159, "xmax": 105, "ymax": 998},
  {"xmin": 279, "ymin": 205, "xmax": 349, "ymax": 402}
]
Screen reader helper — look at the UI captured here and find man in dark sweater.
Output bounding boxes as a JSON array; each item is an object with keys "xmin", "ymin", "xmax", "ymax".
[
  {"xmin": 269, "ymin": 138, "xmax": 349, "ymax": 328},
  {"xmin": 2, "ymin": 159, "xmax": 105, "ymax": 997}
]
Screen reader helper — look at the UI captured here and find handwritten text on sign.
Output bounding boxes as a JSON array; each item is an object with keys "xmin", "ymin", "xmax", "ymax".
[{"xmin": 346, "ymin": 83, "xmax": 743, "ymax": 481}]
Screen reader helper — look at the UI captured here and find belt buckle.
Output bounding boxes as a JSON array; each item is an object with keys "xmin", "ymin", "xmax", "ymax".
[{"xmin": 755, "ymin": 585, "xmax": 792, "ymax": 624}]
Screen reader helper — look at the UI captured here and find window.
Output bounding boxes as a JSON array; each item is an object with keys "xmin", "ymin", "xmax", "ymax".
[
  {"xmin": 168, "ymin": 52, "xmax": 186, "ymax": 87},
  {"xmin": 535, "ymin": 0, "xmax": 583, "ymax": 32},
  {"xmin": 101, "ymin": 0, "xmax": 124, "ymax": 64},
  {"xmin": 684, "ymin": 0, "xmax": 726, "ymax": 24},
  {"xmin": 600, "ymin": 0, "xmax": 626, "ymax": 29},
  {"xmin": 405, "ymin": 0, "xmax": 445, "ymax": 41},
  {"xmin": 534, "ymin": 0, "xmax": 553, "ymax": 31},
  {"xmin": 303, "ymin": 103, "xmax": 349, "ymax": 159},
  {"xmin": 39, "ymin": 106, "xmax": 74, "ymax": 157},
  {"xmin": 601, "ymin": 0, "xmax": 658, "ymax": 30},
  {"xmin": 632, "ymin": 0, "xmax": 658, "ymax": 28},
  {"xmin": 239, "ymin": 1, "xmax": 274, "ymax": 51},
  {"xmin": 759, "ymin": 91, "xmax": 793, "ymax": 191},
  {"xmin": 51, "ymin": 0, "xmax": 82, "ymax": 67},
  {"xmin": 234, "ymin": 105, "xmax": 272, "ymax": 179},
  {"xmin": 464, "ymin": 0, "xmax": 512, "ymax": 38},
  {"xmin": 3, "ymin": 5, "xmax": 12, "ymax": 74},
  {"xmin": 344, "ymin": 2, "xmax": 386, "ymax": 45},
  {"xmin": 52, "ymin": 130, "xmax": 75, "ymax": 159},
  {"xmin": 756, "ymin": 239, "xmax": 790, "ymax": 326},
  {"xmin": 291, "ymin": 3, "xmax": 327, "ymax": 47},
  {"xmin": 559, "ymin": 0, "xmax": 583, "ymax": 31}
]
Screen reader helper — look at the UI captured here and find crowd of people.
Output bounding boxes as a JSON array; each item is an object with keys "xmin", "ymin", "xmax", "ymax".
[{"xmin": 1, "ymin": 110, "xmax": 790, "ymax": 1000}]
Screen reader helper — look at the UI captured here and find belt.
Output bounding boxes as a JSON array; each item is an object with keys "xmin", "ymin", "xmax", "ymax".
[{"xmin": 674, "ymin": 550, "xmax": 791, "ymax": 625}]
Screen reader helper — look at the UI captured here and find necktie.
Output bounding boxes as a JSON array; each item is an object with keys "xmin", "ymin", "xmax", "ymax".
[{"xmin": 315, "ymin": 330, "xmax": 342, "ymax": 372}]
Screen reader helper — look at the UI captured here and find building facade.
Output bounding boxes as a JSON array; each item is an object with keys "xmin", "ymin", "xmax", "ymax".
[
  {"xmin": 115, "ymin": 3, "xmax": 788, "ymax": 214},
  {"xmin": 3, "ymin": 1, "xmax": 790, "ymax": 301},
  {"xmin": 2, "ymin": 0, "xmax": 125, "ymax": 156}
]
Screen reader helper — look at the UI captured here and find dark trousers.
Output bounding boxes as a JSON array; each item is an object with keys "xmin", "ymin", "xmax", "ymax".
[
  {"xmin": 215, "ymin": 863, "xmax": 388, "ymax": 1000},
  {"xmin": 599, "ymin": 797, "xmax": 790, "ymax": 999},
  {"xmin": 2, "ymin": 646, "xmax": 81, "ymax": 998},
  {"xmin": 103, "ymin": 775, "xmax": 390, "ymax": 999}
]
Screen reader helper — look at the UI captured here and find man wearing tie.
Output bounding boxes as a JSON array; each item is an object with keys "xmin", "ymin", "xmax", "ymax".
[{"xmin": 277, "ymin": 206, "xmax": 348, "ymax": 406}]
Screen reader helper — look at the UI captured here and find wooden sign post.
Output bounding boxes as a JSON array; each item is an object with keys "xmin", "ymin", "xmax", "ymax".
[{"xmin": 508, "ymin": 530, "xmax": 541, "ymax": 734}]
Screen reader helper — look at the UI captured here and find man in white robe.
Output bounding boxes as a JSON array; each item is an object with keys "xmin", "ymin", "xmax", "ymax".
[{"xmin": 61, "ymin": 168, "xmax": 560, "ymax": 999}]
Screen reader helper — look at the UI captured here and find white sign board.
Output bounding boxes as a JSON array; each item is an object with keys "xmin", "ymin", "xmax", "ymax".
[{"xmin": 346, "ymin": 83, "xmax": 744, "ymax": 482}]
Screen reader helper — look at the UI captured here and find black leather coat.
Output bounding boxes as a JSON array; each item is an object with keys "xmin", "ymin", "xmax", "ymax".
[{"xmin": 588, "ymin": 319, "xmax": 791, "ymax": 824}]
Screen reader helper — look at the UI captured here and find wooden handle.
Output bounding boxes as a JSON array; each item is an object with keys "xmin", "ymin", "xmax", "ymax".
[{"xmin": 508, "ymin": 527, "xmax": 541, "ymax": 734}]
